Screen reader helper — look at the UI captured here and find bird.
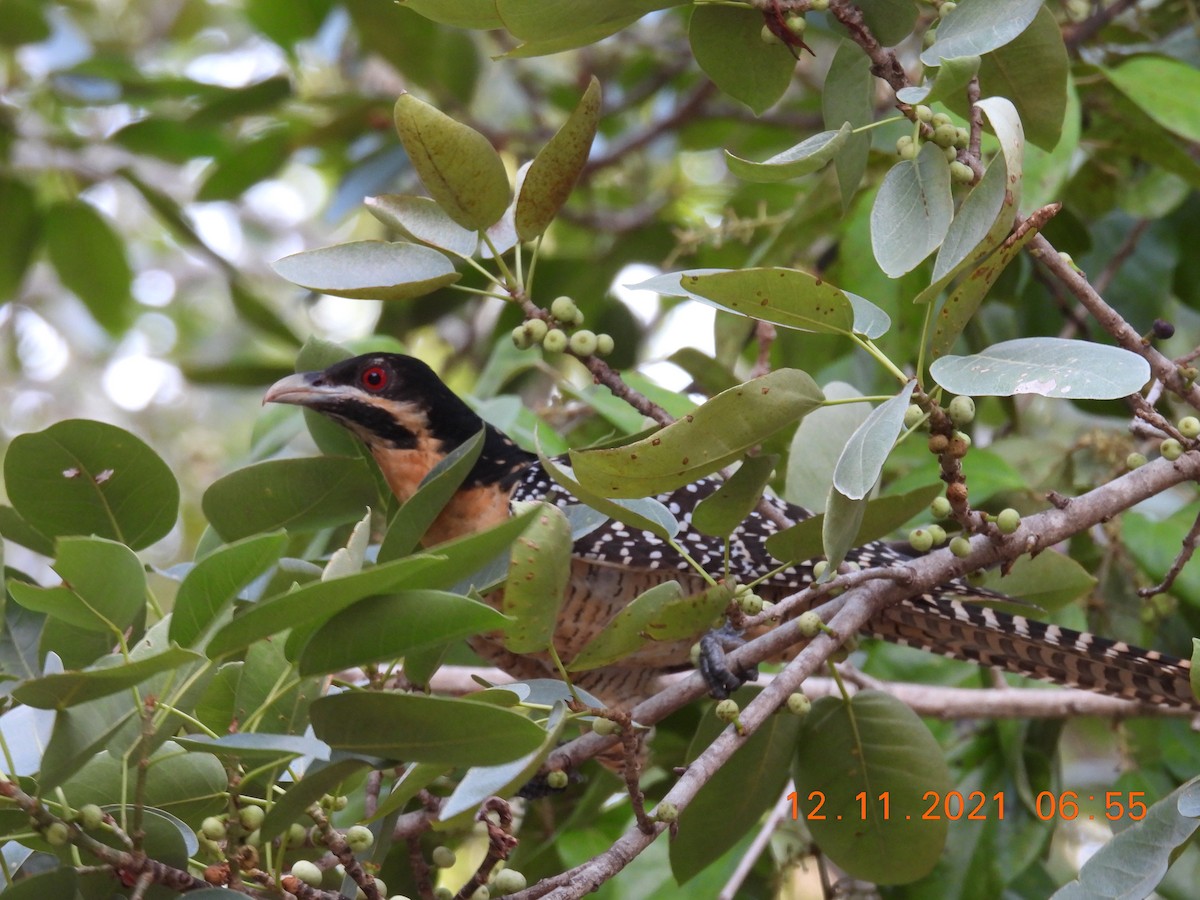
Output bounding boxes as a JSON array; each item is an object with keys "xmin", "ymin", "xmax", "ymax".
[{"xmin": 264, "ymin": 352, "xmax": 1198, "ymax": 712}]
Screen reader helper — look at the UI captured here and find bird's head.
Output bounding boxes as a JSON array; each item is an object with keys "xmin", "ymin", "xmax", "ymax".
[{"xmin": 264, "ymin": 353, "xmax": 482, "ymax": 452}]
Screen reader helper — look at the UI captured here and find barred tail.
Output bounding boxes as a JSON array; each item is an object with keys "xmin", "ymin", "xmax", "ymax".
[{"xmin": 870, "ymin": 597, "xmax": 1198, "ymax": 709}]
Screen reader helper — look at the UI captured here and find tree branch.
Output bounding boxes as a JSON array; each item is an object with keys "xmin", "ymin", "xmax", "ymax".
[{"xmin": 1025, "ymin": 230, "xmax": 1200, "ymax": 411}]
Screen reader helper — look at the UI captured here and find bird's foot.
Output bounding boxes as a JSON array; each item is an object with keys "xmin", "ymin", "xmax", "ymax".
[{"xmin": 698, "ymin": 625, "xmax": 758, "ymax": 699}]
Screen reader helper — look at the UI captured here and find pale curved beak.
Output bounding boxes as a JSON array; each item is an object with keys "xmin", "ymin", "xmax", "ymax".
[{"xmin": 264, "ymin": 371, "xmax": 329, "ymax": 407}]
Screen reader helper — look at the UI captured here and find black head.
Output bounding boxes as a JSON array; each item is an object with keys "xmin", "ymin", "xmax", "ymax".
[{"xmin": 264, "ymin": 353, "xmax": 482, "ymax": 451}]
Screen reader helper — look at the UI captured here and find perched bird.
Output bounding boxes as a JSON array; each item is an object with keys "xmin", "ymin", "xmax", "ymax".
[{"xmin": 265, "ymin": 352, "xmax": 1197, "ymax": 711}]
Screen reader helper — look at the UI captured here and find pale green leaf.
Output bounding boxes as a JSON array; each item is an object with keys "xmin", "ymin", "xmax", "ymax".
[
  {"xmin": 4, "ymin": 419, "xmax": 178, "ymax": 551},
  {"xmin": 930, "ymin": 338, "xmax": 1151, "ymax": 400},
  {"xmin": 502, "ymin": 501, "xmax": 572, "ymax": 654},
  {"xmin": 794, "ymin": 692, "xmax": 951, "ymax": 884},
  {"xmin": 310, "ymin": 692, "xmax": 545, "ymax": 765},
  {"xmin": 689, "ymin": 5, "xmax": 795, "ymax": 115},
  {"xmin": 725, "ymin": 125, "xmax": 851, "ymax": 182},
  {"xmin": 272, "ymin": 241, "xmax": 460, "ymax": 301},
  {"xmin": 1103, "ymin": 55, "xmax": 1200, "ymax": 145},
  {"xmin": 393, "ymin": 92, "xmax": 511, "ymax": 229},
  {"xmin": 516, "ymin": 76, "xmax": 601, "ymax": 240},
  {"xmin": 682, "ymin": 268, "xmax": 855, "ymax": 334},
  {"xmin": 364, "ymin": 194, "xmax": 478, "ymax": 257},
  {"xmin": 833, "ymin": 382, "xmax": 916, "ymax": 500},
  {"xmin": 921, "ymin": 0, "xmax": 1041, "ymax": 65},
  {"xmin": 871, "ymin": 142, "xmax": 953, "ymax": 277},
  {"xmin": 570, "ymin": 369, "xmax": 824, "ymax": 498}
]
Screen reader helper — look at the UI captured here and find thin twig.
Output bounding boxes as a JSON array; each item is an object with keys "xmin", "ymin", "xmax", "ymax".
[
  {"xmin": 1063, "ymin": 0, "xmax": 1140, "ymax": 54},
  {"xmin": 1137, "ymin": 506, "xmax": 1200, "ymax": 598},
  {"xmin": 1094, "ymin": 218, "xmax": 1151, "ymax": 296}
]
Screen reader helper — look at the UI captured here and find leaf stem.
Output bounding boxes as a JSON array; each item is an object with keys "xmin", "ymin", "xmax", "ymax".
[
  {"xmin": 915, "ymin": 299, "xmax": 936, "ymax": 384},
  {"xmin": 851, "ymin": 115, "xmax": 905, "ymax": 135},
  {"xmin": 480, "ymin": 232, "xmax": 518, "ymax": 289},
  {"xmin": 850, "ymin": 333, "xmax": 909, "ymax": 384},
  {"xmin": 449, "ymin": 284, "xmax": 513, "ymax": 302}
]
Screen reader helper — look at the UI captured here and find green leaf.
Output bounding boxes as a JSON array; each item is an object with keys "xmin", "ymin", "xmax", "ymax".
[
  {"xmin": 977, "ymin": 550, "xmax": 1096, "ymax": 612},
  {"xmin": 0, "ymin": 174, "xmax": 40, "ymax": 299},
  {"xmin": 833, "ymin": 382, "xmax": 916, "ymax": 500},
  {"xmin": 0, "ymin": 0, "xmax": 51, "ymax": 46},
  {"xmin": 39, "ymin": 691, "xmax": 136, "ymax": 790},
  {"xmin": 822, "ymin": 486, "xmax": 867, "ymax": 571},
  {"xmin": 398, "ymin": 0, "xmax": 503, "ymax": 29},
  {"xmin": 1102, "ymin": 55, "xmax": 1200, "ymax": 145},
  {"xmin": 682, "ymin": 268, "xmax": 855, "ymax": 334},
  {"xmin": 9, "ymin": 537, "xmax": 145, "ymax": 633},
  {"xmin": 176, "ymin": 732, "xmax": 328, "ymax": 761},
  {"xmin": 113, "ymin": 117, "xmax": 229, "ymax": 163},
  {"xmin": 500, "ymin": 14, "xmax": 647, "ymax": 58},
  {"xmin": 516, "ymin": 76, "xmax": 601, "ymax": 240},
  {"xmin": 928, "ymin": 220, "xmax": 1043, "ymax": 360},
  {"xmin": 439, "ymin": 703, "xmax": 569, "ymax": 821},
  {"xmin": 229, "ymin": 277, "xmax": 303, "ymax": 345},
  {"xmin": 393, "ymin": 92, "xmax": 511, "ymax": 230},
  {"xmin": 974, "ymin": 6, "xmax": 1067, "ymax": 151},
  {"xmin": 926, "ymin": 96, "xmax": 1025, "ymax": 294},
  {"xmin": 364, "ymin": 194, "xmax": 479, "ymax": 257},
  {"xmin": 725, "ymin": 125, "xmax": 851, "ymax": 183},
  {"xmin": 207, "ymin": 509, "xmax": 535, "ymax": 657},
  {"xmin": 234, "ymin": 637, "xmax": 317, "ymax": 736},
  {"xmin": 786, "ymin": 382, "xmax": 870, "ymax": 512},
  {"xmin": 0, "ymin": 504, "xmax": 54, "ymax": 556},
  {"xmin": 538, "ymin": 454, "xmax": 679, "ymax": 542},
  {"xmin": 920, "ymin": 0, "xmax": 1041, "ymax": 65},
  {"xmin": 929, "ymin": 338, "xmax": 1151, "ymax": 400},
  {"xmin": 43, "ymin": 199, "xmax": 133, "ymax": 334},
  {"xmin": 671, "ymin": 688, "xmax": 800, "ymax": 884},
  {"xmin": 691, "ymin": 455, "xmax": 777, "ymax": 537},
  {"xmin": 197, "ymin": 128, "xmax": 290, "ymax": 200},
  {"xmin": 570, "ymin": 369, "xmax": 824, "ymax": 498},
  {"xmin": 187, "ymin": 75, "xmax": 293, "ymax": 125},
  {"xmin": 368, "ymin": 761, "xmax": 450, "ymax": 822},
  {"xmin": 1193, "ymin": 641, "xmax": 1200, "ymax": 706},
  {"xmin": 896, "ymin": 55, "xmax": 980, "ymax": 106},
  {"xmin": 871, "ymin": 142, "xmax": 953, "ymax": 277},
  {"xmin": 309, "ymin": 692, "xmax": 546, "ymax": 766},
  {"xmin": 568, "ymin": 582, "xmax": 730, "ymax": 672},
  {"xmin": 12, "ymin": 646, "xmax": 203, "ymax": 709},
  {"xmin": 856, "ymin": 0, "xmax": 920, "ymax": 46},
  {"xmin": 688, "ymin": 5, "xmax": 795, "ymax": 115},
  {"xmin": 169, "ymin": 532, "xmax": 288, "ymax": 648},
  {"xmin": 202, "ymin": 456, "xmax": 379, "ymax": 542},
  {"xmin": 1122, "ymin": 508, "xmax": 1200, "ymax": 608},
  {"xmin": 0, "ymin": 868, "xmax": 76, "ymax": 899},
  {"xmin": 1050, "ymin": 777, "xmax": 1200, "ymax": 900},
  {"xmin": 4, "ymin": 419, "xmax": 179, "ymax": 550},
  {"xmin": 60, "ymin": 740, "xmax": 227, "ymax": 824},
  {"xmin": 271, "ymin": 241, "xmax": 461, "ymax": 301},
  {"xmin": 767, "ymin": 484, "xmax": 942, "ymax": 564},
  {"xmin": 823, "ymin": 43, "xmax": 873, "ymax": 209},
  {"xmin": 845, "ymin": 292, "xmax": 892, "ymax": 338},
  {"xmin": 259, "ymin": 757, "xmax": 372, "ymax": 842},
  {"xmin": 502, "ymin": 502, "xmax": 572, "ymax": 654},
  {"xmin": 379, "ymin": 429, "xmax": 484, "ymax": 562},
  {"xmin": 0, "ymin": 603, "xmax": 45, "ymax": 693},
  {"xmin": 496, "ymin": 0, "xmax": 672, "ymax": 42},
  {"xmin": 206, "ymin": 553, "xmax": 444, "ymax": 659},
  {"xmin": 298, "ymin": 590, "xmax": 508, "ymax": 676},
  {"xmin": 794, "ymin": 691, "xmax": 951, "ymax": 884}
]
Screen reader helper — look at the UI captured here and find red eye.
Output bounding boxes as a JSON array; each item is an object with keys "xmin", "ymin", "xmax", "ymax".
[{"xmin": 361, "ymin": 366, "xmax": 388, "ymax": 391}]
